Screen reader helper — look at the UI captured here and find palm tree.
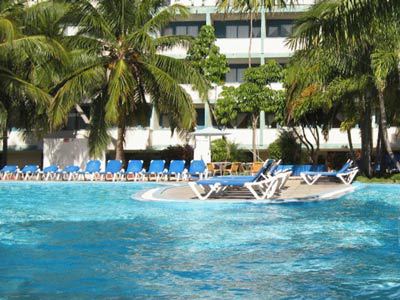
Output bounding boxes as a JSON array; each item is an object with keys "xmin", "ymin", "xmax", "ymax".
[
  {"xmin": 0, "ymin": 0, "xmax": 61, "ymax": 166},
  {"xmin": 287, "ymin": 0, "xmax": 400, "ymax": 174},
  {"xmin": 51, "ymin": 0, "xmax": 208, "ymax": 162},
  {"xmin": 217, "ymin": 0, "xmax": 289, "ymax": 67}
]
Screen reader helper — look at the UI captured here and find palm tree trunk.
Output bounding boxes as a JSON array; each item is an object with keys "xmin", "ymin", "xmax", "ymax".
[
  {"xmin": 360, "ymin": 95, "xmax": 373, "ymax": 177},
  {"xmin": 248, "ymin": 12, "xmax": 253, "ymax": 68},
  {"xmin": 2, "ymin": 127, "xmax": 8, "ymax": 167},
  {"xmin": 346, "ymin": 129, "xmax": 356, "ymax": 162},
  {"xmin": 378, "ymin": 90, "xmax": 400, "ymax": 171},
  {"xmin": 115, "ymin": 116, "xmax": 126, "ymax": 163}
]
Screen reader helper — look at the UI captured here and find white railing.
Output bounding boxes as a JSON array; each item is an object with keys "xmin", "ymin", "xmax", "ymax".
[{"xmin": 169, "ymin": 0, "xmax": 315, "ymax": 7}]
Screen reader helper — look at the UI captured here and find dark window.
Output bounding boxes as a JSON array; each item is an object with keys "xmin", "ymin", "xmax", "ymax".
[
  {"xmin": 162, "ymin": 21, "xmax": 205, "ymax": 37},
  {"xmin": 267, "ymin": 20, "xmax": 294, "ymax": 37},
  {"xmin": 225, "ymin": 65, "xmax": 259, "ymax": 83},
  {"xmin": 214, "ymin": 21, "xmax": 261, "ymax": 38},
  {"xmin": 196, "ymin": 108, "xmax": 205, "ymax": 127},
  {"xmin": 63, "ymin": 105, "xmax": 90, "ymax": 131}
]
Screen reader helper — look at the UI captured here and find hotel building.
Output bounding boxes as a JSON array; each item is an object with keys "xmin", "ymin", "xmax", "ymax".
[{"xmin": 5, "ymin": 0, "xmax": 400, "ymax": 167}]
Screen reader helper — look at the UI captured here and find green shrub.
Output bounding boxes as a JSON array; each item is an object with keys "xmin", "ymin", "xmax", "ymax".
[
  {"xmin": 390, "ymin": 173, "xmax": 400, "ymax": 182},
  {"xmin": 211, "ymin": 138, "xmax": 248, "ymax": 162},
  {"xmin": 267, "ymin": 141, "xmax": 281, "ymax": 161},
  {"xmin": 267, "ymin": 130, "xmax": 302, "ymax": 164}
]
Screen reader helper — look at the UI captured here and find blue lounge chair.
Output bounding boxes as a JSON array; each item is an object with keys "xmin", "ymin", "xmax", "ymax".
[
  {"xmin": 186, "ymin": 160, "xmax": 207, "ymax": 180},
  {"xmin": 77, "ymin": 160, "xmax": 101, "ymax": 181},
  {"xmin": 123, "ymin": 160, "xmax": 144, "ymax": 181},
  {"xmin": 300, "ymin": 160, "xmax": 359, "ymax": 185},
  {"xmin": 142, "ymin": 160, "xmax": 166, "ymax": 181},
  {"xmin": 16, "ymin": 165, "xmax": 40, "ymax": 180},
  {"xmin": 99, "ymin": 160, "xmax": 123, "ymax": 181},
  {"xmin": 38, "ymin": 165, "xmax": 59, "ymax": 181},
  {"xmin": 188, "ymin": 160, "xmax": 289, "ymax": 200},
  {"xmin": 163, "ymin": 160, "xmax": 186, "ymax": 181},
  {"xmin": 56, "ymin": 165, "xmax": 80, "ymax": 181},
  {"xmin": 0, "ymin": 165, "xmax": 19, "ymax": 180}
]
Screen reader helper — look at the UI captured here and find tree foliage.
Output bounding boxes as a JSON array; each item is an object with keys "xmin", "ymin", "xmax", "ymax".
[
  {"xmin": 187, "ymin": 25, "xmax": 229, "ymax": 86},
  {"xmin": 215, "ymin": 61, "xmax": 284, "ymax": 161}
]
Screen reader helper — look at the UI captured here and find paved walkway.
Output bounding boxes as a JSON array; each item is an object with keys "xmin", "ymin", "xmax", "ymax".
[{"xmin": 140, "ymin": 178, "xmax": 356, "ymax": 203}]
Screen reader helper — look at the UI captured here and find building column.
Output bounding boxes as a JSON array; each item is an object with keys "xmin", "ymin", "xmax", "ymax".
[
  {"xmin": 206, "ymin": 12, "xmax": 212, "ymax": 26},
  {"xmin": 259, "ymin": 111, "xmax": 265, "ymax": 146},
  {"xmin": 260, "ymin": 9, "xmax": 267, "ymax": 146},
  {"xmin": 260, "ymin": 6, "xmax": 266, "ymax": 65},
  {"xmin": 204, "ymin": 102, "xmax": 213, "ymax": 127},
  {"xmin": 150, "ymin": 105, "xmax": 159, "ymax": 130}
]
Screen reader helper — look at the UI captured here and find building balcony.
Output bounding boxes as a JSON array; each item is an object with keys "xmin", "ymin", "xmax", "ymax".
[
  {"xmin": 169, "ymin": 0, "xmax": 316, "ymax": 8},
  {"xmin": 160, "ymin": 37, "xmax": 292, "ymax": 59}
]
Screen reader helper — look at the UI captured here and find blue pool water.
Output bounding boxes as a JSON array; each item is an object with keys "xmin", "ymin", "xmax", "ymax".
[{"xmin": 0, "ymin": 182, "xmax": 399, "ymax": 299}]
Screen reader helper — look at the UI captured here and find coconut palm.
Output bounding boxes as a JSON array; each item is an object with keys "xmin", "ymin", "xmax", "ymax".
[
  {"xmin": 51, "ymin": 0, "xmax": 208, "ymax": 161},
  {"xmin": 0, "ymin": 0, "xmax": 63, "ymax": 165},
  {"xmin": 287, "ymin": 0, "xmax": 400, "ymax": 174}
]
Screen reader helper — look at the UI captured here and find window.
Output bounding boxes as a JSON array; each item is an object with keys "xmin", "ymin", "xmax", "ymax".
[
  {"xmin": 214, "ymin": 21, "xmax": 261, "ymax": 38},
  {"xmin": 267, "ymin": 20, "xmax": 294, "ymax": 37},
  {"xmin": 195, "ymin": 108, "xmax": 205, "ymax": 127},
  {"xmin": 225, "ymin": 65, "xmax": 258, "ymax": 83},
  {"xmin": 63, "ymin": 105, "xmax": 90, "ymax": 131},
  {"xmin": 162, "ymin": 21, "xmax": 205, "ymax": 37}
]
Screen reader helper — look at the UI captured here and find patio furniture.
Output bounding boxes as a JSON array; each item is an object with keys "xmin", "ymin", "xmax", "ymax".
[
  {"xmin": 142, "ymin": 160, "xmax": 166, "ymax": 181},
  {"xmin": 300, "ymin": 160, "xmax": 359, "ymax": 185},
  {"xmin": 16, "ymin": 165, "xmax": 40, "ymax": 180},
  {"xmin": 163, "ymin": 160, "xmax": 186, "ymax": 181},
  {"xmin": 123, "ymin": 160, "xmax": 144, "ymax": 181},
  {"xmin": 99, "ymin": 160, "xmax": 123, "ymax": 181}
]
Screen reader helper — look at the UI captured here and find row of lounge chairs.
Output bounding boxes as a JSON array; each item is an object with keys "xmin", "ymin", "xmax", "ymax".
[
  {"xmin": 0, "ymin": 159, "xmax": 208, "ymax": 181},
  {"xmin": 188, "ymin": 159, "xmax": 359, "ymax": 200}
]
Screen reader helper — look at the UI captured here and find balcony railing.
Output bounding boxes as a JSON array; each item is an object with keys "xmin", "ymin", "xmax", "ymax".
[{"xmin": 169, "ymin": 0, "xmax": 316, "ymax": 7}]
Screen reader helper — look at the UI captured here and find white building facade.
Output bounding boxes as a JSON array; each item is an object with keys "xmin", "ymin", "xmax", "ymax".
[{"xmin": 5, "ymin": 0, "xmax": 400, "ymax": 167}]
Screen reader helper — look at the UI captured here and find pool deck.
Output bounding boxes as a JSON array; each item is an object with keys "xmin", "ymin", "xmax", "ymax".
[{"xmin": 137, "ymin": 178, "xmax": 357, "ymax": 203}]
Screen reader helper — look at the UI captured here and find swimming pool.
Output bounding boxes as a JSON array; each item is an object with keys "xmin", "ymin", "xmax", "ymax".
[{"xmin": 0, "ymin": 182, "xmax": 399, "ymax": 299}]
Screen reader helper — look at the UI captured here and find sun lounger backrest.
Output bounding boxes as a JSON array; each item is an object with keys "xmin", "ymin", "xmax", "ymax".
[
  {"xmin": 105, "ymin": 160, "xmax": 122, "ymax": 173},
  {"xmin": 126, "ymin": 160, "xmax": 143, "ymax": 173},
  {"xmin": 338, "ymin": 160, "xmax": 352, "ymax": 173},
  {"xmin": 43, "ymin": 165, "xmax": 58, "ymax": 173},
  {"xmin": 84, "ymin": 160, "xmax": 101, "ymax": 173},
  {"xmin": 1, "ymin": 165, "xmax": 18, "ymax": 172},
  {"xmin": 189, "ymin": 160, "xmax": 206, "ymax": 174},
  {"xmin": 169, "ymin": 160, "xmax": 185, "ymax": 173},
  {"xmin": 252, "ymin": 159, "xmax": 274, "ymax": 180},
  {"xmin": 21, "ymin": 165, "xmax": 39, "ymax": 173},
  {"xmin": 148, "ymin": 160, "xmax": 165, "ymax": 173},
  {"xmin": 64, "ymin": 165, "xmax": 80, "ymax": 173}
]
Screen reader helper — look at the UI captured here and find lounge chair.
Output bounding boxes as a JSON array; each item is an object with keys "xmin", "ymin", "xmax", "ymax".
[
  {"xmin": 56, "ymin": 165, "xmax": 80, "ymax": 181},
  {"xmin": 185, "ymin": 160, "xmax": 207, "ymax": 180},
  {"xmin": 188, "ymin": 159, "xmax": 287, "ymax": 200},
  {"xmin": 99, "ymin": 160, "xmax": 123, "ymax": 181},
  {"xmin": 123, "ymin": 160, "xmax": 144, "ymax": 181},
  {"xmin": 37, "ymin": 165, "xmax": 59, "ymax": 181},
  {"xmin": 16, "ymin": 165, "xmax": 40, "ymax": 180},
  {"xmin": 163, "ymin": 160, "xmax": 186, "ymax": 181},
  {"xmin": 0, "ymin": 165, "xmax": 18, "ymax": 180},
  {"xmin": 300, "ymin": 160, "xmax": 359, "ymax": 185},
  {"xmin": 77, "ymin": 160, "xmax": 101, "ymax": 181},
  {"xmin": 142, "ymin": 160, "xmax": 166, "ymax": 181},
  {"xmin": 189, "ymin": 171, "xmax": 287, "ymax": 200}
]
